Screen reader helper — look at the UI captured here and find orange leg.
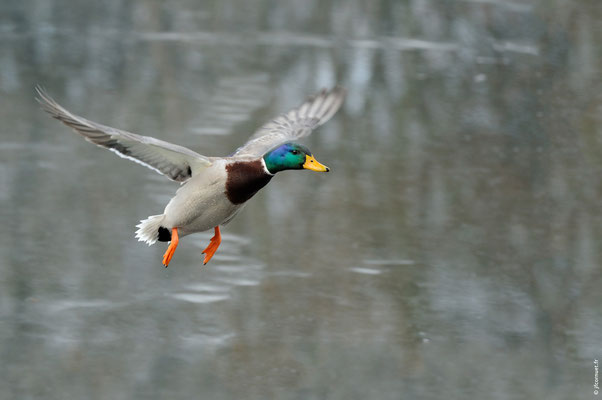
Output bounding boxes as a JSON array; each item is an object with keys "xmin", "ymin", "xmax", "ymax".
[
  {"xmin": 202, "ymin": 226, "xmax": 222, "ymax": 265},
  {"xmin": 162, "ymin": 228, "xmax": 179, "ymax": 267}
]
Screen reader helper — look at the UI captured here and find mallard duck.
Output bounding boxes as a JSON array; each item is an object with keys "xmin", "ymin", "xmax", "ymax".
[{"xmin": 36, "ymin": 86, "xmax": 346, "ymax": 267}]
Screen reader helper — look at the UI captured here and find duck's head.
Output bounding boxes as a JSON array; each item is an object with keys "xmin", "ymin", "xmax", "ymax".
[{"xmin": 263, "ymin": 142, "xmax": 330, "ymax": 174}]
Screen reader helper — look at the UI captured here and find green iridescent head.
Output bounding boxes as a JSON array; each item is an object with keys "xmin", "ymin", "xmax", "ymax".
[{"xmin": 262, "ymin": 142, "xmax": 330, "ymax": 175}]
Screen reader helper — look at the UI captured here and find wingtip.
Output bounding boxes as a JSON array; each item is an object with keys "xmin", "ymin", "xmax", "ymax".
[
  {"xmin": 316, "ymin": 85, "xmax": 347, "ymax": 102},
  {"xmin": 34, "ymin": 84, "xmax": 48, "ymax": 101},
  {"xmin": 326, "ymin": 86, "xmax": 347, "ymax": 103},
  {"xmin": 34, "ymin": 85, "xmax": 45, "ymax": 104},
  {"xmin": 302, "ymin": 86, "xmax": 346, "ymax": 111},
  {"xmin": 33, "ymin": 84, "xmax": 57, "ymax": 111},
  {"xmin": 33, "ymin": 86, "xmax": 72, "ymax": 120}
]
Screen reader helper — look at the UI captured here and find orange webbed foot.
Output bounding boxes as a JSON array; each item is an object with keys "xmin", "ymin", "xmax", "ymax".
[
  {"xmin": 202, "ymin": 226, "xmax": 222, "ymax": 265},
  {"xmin": 162, "ymin": 228, "xmax": 179, "ymax": 267}
]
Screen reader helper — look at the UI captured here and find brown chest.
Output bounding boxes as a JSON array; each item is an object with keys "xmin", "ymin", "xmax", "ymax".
[{"xmin": 224, "ymin": 160, "xmax": 273, "ymax": 204}]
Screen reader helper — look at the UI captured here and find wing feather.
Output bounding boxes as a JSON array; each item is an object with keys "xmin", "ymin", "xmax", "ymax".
[
  {"xmin": 36, "ymin": 87, "xmax": 211, "ymax": 182},
  {"xmin": 232, "ymin": 86, "xmax": 346, "ymax": 157}
]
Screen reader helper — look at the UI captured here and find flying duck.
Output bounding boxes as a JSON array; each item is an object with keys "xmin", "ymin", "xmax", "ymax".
[{"xmin": 36, "ymin": 86, "xmax": 346, "ymax": 267}]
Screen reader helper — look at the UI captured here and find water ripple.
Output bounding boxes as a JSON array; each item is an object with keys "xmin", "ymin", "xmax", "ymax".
[
  {"xmin": 215, "ymin": 277, "xmax": 260, "ymax": 287},
  {"xmin": 350, "ymin": 267, "xmax": 383, "ymax": 275},
  {"xmin": 171, "ymin": 292, "xmax": 230, "ymax": 303},
  {"xmin": 363, "ymin": 259, "xmax": 415, "ymax": 266},
  {"xmin": 47, "ymin": 299, "xmax": 116, "ymax": 313}
]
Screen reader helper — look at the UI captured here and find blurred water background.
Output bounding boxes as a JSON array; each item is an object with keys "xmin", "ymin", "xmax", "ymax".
[{"xmin": 1, "ymin": 0, "xmax": 601, "ymax": 399}]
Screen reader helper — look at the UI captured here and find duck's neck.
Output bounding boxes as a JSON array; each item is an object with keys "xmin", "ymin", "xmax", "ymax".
[
  {"xmin": 225, "ymin": 160, "xmax": 273, "ymax": 204},
  {"xmin": 260, "ymin": 158, "xmax": 276, "ymax": 176},
  {"xmin": 263, "ymin": 154, "xmax": 280, "ymax": 174}
]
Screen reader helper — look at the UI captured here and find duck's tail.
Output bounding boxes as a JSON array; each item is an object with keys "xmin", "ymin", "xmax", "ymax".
[{"xmin": 135, "ymin": 214, "xmax": 168, "ymax": 245}]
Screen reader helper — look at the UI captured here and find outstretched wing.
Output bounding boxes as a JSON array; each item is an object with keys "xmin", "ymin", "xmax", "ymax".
[
  {"xmin": 36, "ymin": 87, "xmax": 212, "ymax": 182},
  {"xmin": 232, "ymin": 86, "xmax": 346, "ymax": 157}
]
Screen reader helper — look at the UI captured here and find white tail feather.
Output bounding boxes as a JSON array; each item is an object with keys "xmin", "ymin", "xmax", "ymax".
[{"xmin": 135, "ymin": 214, "xmax": 165, "ymax": 245}]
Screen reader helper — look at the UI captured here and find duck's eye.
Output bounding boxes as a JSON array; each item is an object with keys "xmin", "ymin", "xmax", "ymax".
[{"xmin": 291, "ymin": 150, "xmax": 299, "ymax": 155}]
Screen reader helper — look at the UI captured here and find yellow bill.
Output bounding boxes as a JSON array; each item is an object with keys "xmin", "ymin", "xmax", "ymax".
[{"xmin": 303, "ymin": 154, "xmax": 330, "ymax": 172}]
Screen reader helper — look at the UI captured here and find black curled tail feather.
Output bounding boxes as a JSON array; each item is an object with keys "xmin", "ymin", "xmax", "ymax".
[{"xmin": 157, "ymin": 227, "xmax": 172, "ymax": 242}]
